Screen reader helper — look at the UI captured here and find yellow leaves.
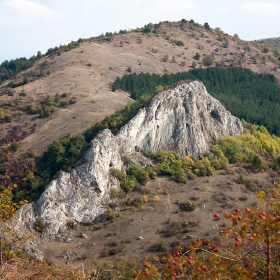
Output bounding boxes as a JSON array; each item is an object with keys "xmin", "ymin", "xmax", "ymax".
[
  {"xmin": 184, "ymin": 155, "xmax": 194, "ymax": 165},
  {"xmin": 256, "ymin": 191, "xmax": 266, "ymax": 200},
  {"xmin": 19, "ymin": 200, "xmax": 28, "ymax": 206},
  {"xmin": 0, "ymin": 187, "xmax": 19, "ymax": 222},
  {"xmin": 153, "ymin": 195, "xmax": 160, "ymax": 202},
  {"xmin": 25, "ymin": 171, "xmax": 34, "ymax": 180},
  {"xmin": 95, "ymin": 120, "xmax": 102, "ymax": 128},
  {"xmin": 142, "ymin": 195, "xmax": 148, "ymax": 203},
  {"xmin": 152, "ymin": 254, "xmax": 159, "ymax": 261}
]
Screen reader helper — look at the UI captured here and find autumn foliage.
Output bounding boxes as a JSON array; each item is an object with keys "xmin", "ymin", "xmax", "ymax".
[{"xmin": 135, "ymin": 182, "xmax": 280, "ymax": 280}]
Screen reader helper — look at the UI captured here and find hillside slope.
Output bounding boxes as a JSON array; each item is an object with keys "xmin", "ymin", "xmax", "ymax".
[{"xmin": 0, "ymin": 20, "xmax": 279, "ymax": 157}]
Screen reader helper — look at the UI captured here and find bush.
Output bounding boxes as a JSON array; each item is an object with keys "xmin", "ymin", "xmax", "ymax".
[
  {"xmin": 67, "ymin": 220, "xmax": 75, "ymax": 229},
  {"xmin": 59, "ymin": 100, "xmax": 69, "ymax": 107},
  {"xmin": 10, "ymin": 142, "xmax": 19, "ymax": 152},
  {"xmin": 127, "ymin": 165, "xmax": 149, "ymax": 185},
  {"xmin": 194, "ymin": 52, "xmax": 201, "ymax": 60},
  {"xmin": 33, "ymin": 218, "xmax": 45, "ymax": 233},
  {"xmin": 175, "ymin": 40, "xmax": 184, "ymax": 47},
  {"xmin": 69, "ymin": 97, "xmax": 77, "ymax": 104},
  {"xmin": 120, "ymin": 176, "xmax": 137, "ymax": 192},
  {"xmin": 213, "ymin": 136, "xmax": 252, "ymax": 163},
  {"xmin": 211, "ymin": 157, "xmax": 229, "ymax": 170},
  {"xmin": 194, "ymin": 158, "xmax": 214, "ymax": 176},
  {"xmin": 105, "ymin": 208, "xmax": 116, "ymax": 221},
  {"xmin": 101, "ymin": 249, "xmax": 109, "ymax": 257},
  {"xmin": 26, "ymin": 104, "xmax": 37, "ymax": 114},
  {"xmin": 203, "ymin": 55, "xmax": 215, "ymax": 66},
  {"xmin": 181, "ymin": 201, "xmax": 197, "ymax": 211},
  {"xmin": 204, "ymin": 22, "xmax": 211, "ymax": 30},
  {"xmin": 174, "ymin": 169, "xmax": 187, "ymax": 183},
  {"xmin": 110, "ymin": 168, "xmax": 126, "ymax": 181},
  {"xmin": 163, "ymin": 54, "xmax": 169, "ymax": 62},
  {"xmin": 252, "ymin": 154, "xmax": 262, "ymax": 169}
]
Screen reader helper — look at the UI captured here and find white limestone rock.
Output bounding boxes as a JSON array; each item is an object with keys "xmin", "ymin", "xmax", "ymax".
[
  {"xmin": 17, "ymin": 129, "xmax": 122, "ymax": 236},
  {"xmin": 116, "ymin": 81, "xmax": 243, "ymax": 157}
]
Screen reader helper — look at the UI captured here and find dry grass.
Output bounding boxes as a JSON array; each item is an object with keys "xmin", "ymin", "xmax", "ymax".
[
  {"xmin": 0, "ymin": 21, "xmax": 279, "ymax": 157},
  {"xmin": 0, "ymin": 260, "xmax": 87, "ymax": 280},
  {"xmin": 36, "ymin": 165, "xmax": 273, "ymax": 270}
]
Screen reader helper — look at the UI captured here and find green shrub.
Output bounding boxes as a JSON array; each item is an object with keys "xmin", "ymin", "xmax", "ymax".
[
  {"xmin": 175, "ymin": 40, "xmax": 184, "ymax": 47},
  {"xmin": 59, "ymin": 100, "xmax": 69, "ymax": 107},
  {"xmin": 152, "ymin": 238, "xmax": 167, "ymax": 252},
  {"xmin": 194, "ymin": 158, "xmax": 215, "ymax": 176},
  {"xmin": 33, "ymin": 218, "xmax": 45, "ymax": 233},
  {"xmin": 214, "ymin": 136, "xmax": 251, "ymax": 163},
  {"xmin": 127, "ymin": 165, "xmax": 149, "ymax": 185},
  {"xmin": 120, "ymin": 176, "xmax": 137, "ymax": 192},
  {"xmin": 211, "ymin": 157, "xmax": 229, "ymax": 170},
  {"xmin": 181, "ymin": 201, "xmax": 197, "ymax": 211},
  {"xmin": 19, "ymin": 91, "xmax": 27, "ymax": 96},
  {"xmin": 194, "ymin": 52, "xmax": 201, "ymax": 60},
  {"xmin": 272, "ymin": 156, "xmax": 280, "ymax": 172},
  {"xmin": 10, "ymin": 142, "xmax": 19, "ymax": 152},
  {"xmin": 174, "ymin": 169, "xmax": 187, "ymax": 183},
  {"xmin": 26, "ymin": 104, "xmax": 37, "ymax": 114},
  {"xmin": 105, "ymin": 208, "xmax": 116, "ymax": 221},
  {"xmin": 110, "ymin": 168, "xmax": 126, "ymax": 181},
  {"xmin": 101, "ymin": 249, "xmax": 109, "ymax": 257},
  {"xmin": 252, "ymin": 154, "xmax": 262, "ymax": 169},
  {"xmin": 151, "ymin": 151, "xmax": 183, "ymax": 176},
  {"xmin": 203, "ymin": 55, "xmax": 215, "ymax": 66},
  {"xmin": 146, "ymin": 167, "xmax": 157, "ymax": 180}
]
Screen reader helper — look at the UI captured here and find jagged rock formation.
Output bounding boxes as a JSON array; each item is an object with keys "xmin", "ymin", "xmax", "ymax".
[
  {"xmin": 117, "ymin": 82, "xmax": 243, "ymax": 157},
  {"xmin": 17, "ymin": 130, "xmax": 122, "ymax": 236},
  {"xmin": 16, "ymin": 81, "xmax": 243, "ymax": 239}
]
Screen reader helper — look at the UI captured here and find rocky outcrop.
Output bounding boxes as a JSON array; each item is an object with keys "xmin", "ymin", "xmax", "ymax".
[
  {"xmin": 16, "ymin": 81, "xmax": 243, "ymax": 239},
  {"xmin": 17, "ymin": 129, "xmax": 122, "ymax": 236},
  {"xmin": 116, "ymin": 81, "xmax": 243, "ymax": 157}
]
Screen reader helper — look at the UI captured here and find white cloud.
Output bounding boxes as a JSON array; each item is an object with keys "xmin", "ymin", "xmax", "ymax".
[
  {"xmin": 215, "ymin": 7, "xmax": 229, "ymax": 14},
  {"xmin": 83, "ymin": 2, "xmax": 90, "ymax": 17},
  {"xmin": 239, "ymin": 2, "xmax": 280, "ymax": 17},
  {"xmin": 3, "ymin": 0, "xmax": 58, "ymax": 19},
  {"xmin": 155, "ymin": 0, "xmax": 199, "ymax": 13}
]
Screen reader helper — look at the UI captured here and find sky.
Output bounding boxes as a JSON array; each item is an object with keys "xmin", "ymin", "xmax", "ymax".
[{"xmin": 0, "ymin": 0, "xmax": 280, "ymax": 64}]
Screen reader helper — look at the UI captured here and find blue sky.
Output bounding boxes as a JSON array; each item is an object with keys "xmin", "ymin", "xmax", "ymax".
[{"xmin": 0, "ymin": 0, "xmax": 280, "ymax": 63}]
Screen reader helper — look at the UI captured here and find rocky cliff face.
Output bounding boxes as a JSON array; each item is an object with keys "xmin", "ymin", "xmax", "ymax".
[
  {"xmin": 117, "ymin": 81, "xmax": 242, "ymax": 157},
  {"xmin": 16, "ymin": 81, "xmax": 243, "ymax": 240},
  {"xmin": 17, "ymin": 130, "xmax": 122, "ymax": 237}
]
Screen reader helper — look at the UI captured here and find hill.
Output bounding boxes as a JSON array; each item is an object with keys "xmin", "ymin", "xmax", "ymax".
[
  {"xmin": 1, "ymin": 19, "xmax": 280, "ymax": 279},
  {"xmin": 253, "ymin": 37, "xmax": 280, "ymax": 48},
  {"xmin": 0, "ymin": 20, "xmax": 280, "ymax": 159}
]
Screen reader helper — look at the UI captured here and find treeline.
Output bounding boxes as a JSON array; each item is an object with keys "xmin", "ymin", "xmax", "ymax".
[
  {"xmin": 112, "ymin": 67, "xmax": 280, "ymax": 136},
  {"xmin": 0, "ymin": 57, "xmax": 36, "ymax": 82}
]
